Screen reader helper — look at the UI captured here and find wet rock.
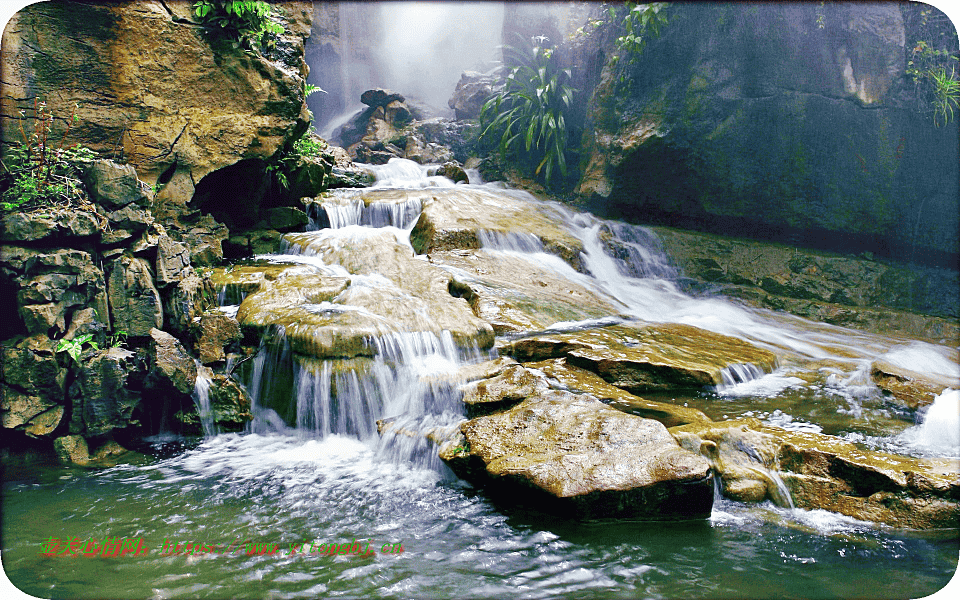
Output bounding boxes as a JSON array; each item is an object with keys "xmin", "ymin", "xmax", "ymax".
[
  {"xmin": 443, "ymin": 390, "xmax": 714, "ymax": 520},
  {"xmin": 1, "ymin": 386, "xmax": 64, "ymax": 437},
  {"xmin": 653, "ymin": 226, "xmax": 960, "ymax": 338},
  {"xmin": 191, "ymin": 311, "xmax": 242, "ymax": 364},
  {"xmin": 207, "ymin": 374, "xmax": 254, "ymax": 431},
  {"xmin": 529, "ymin": 357, "xmax": 711, "ymax": 428},
  {"xmin": 161, "ymin": 269, "xmax": 218, "ymax": 338},
  {"xmin": 870, "ymin": 360, "xmax": 959, "ymax": 410},
  {"xmin": 434, "ymin": 161, "xmax": 468, "ymax": 184},
  {"xmin": 505, "ymin": 323, "xmax": 778, "ymax": 393},
  {"xmin": 53, "ymin": 434, "xmax": 90, "ymax": 464},
  {"xmin": 146, "ymin": 328, "xmax": 197, "ymax": 396},
  {"xmin": 672, "ymin": 418, "xmax": 960, "ymax": 529},
  {"xmin": 460, "ymin": 364, "xmax": 549, "ymax": 418},
  {"xmin": 222, "ymin": 229, "xmax": 287, "ymax": 259},
  {"xmin": 428, "ymin": 249, "xmax": 618, "ymax": 335},
  {"xmin": 403, "ymin": 137, "xmax": 455, "ymax": 165},
  {"xmin": 360, "ymin": 88, "xmax": 405, "ymax": 109},
  {"xmin": 284, "ymin": 153, "xmax": 331, "ymax": 200},
  {"xmin": 0, "ymin": 211, "xmax": 101, "ymax": 243},
  {"xmin": 673, "ymin": 420, "xmax": 789, "ymax": 506},
  {"xmin": 409, "ymin": 188, "xmax": 584, "ymax": 270},
  {"xmin": 210, "ymin": 265, "xmax": 271, "ymax": 304},
  {"xmin": 106, "ymin": 256, "xmax": 163, "ymax": 337},
  {"xmin": 261, "ymin": 207, "xmax": 309, "ymax": 232},
  {"xmin": 274, "ymin": 229, "xmax": 495, "ymax": 357},
  {"xmin": 80, "ymin": 159, "xmax": 152, "ymax": 211},
  {"xmin": 68, "ymin": 347, "xmax": 142, "ymax": 437},
  {"xmin": 0, "ymin": 335, "xmax": 67, "ymax": 404},
  {"xmin": 324, "ymin": 146, "xmax": 375, "ymax": 188},
  {"xmin": 383, "ymin": 100, "xmax": 412, "ymax": 127},
  {"xmin": 448, "ymin": 71, "xmax": 497, "ymax": 120},
  {"xmin": 155, "ymin": 235, "xmax": 192, "ymax": 287},
  {"xmin": 176, "ymin": 370, "xmax": 253, "ymax": 434}
]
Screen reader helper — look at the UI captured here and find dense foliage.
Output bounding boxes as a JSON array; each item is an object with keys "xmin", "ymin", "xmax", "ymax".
[
  {"xmin": 478, "ymin": 41, "xmax": 576, "ymax": 187},
  {"xmin": 192, "ymin": 0, "xmax": 284, "ymax": 50},
  {"xmin": 0, "ymin": 99, "xmax": 96, "ymax": 213}
]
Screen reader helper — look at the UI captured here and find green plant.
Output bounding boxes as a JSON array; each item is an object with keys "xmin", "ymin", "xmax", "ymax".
[
  {"xmin": 928, "ymin": 66, "xmax": 960, "ymax": 126},
  {"xmin": 609, "ymin": 2, "xmax": 669, "ymax": 69},
  {"xmin": 108, "ymin": 329, "xmax": 128, "ymax": 348},
  {"xmin": 193, "ymin": 0, "xmax": 284, "ymax": 50},
  {"xmin": 905, "ymin": 9, "xmax": 960, "ymax": 126},
  {"xmin": 0, "ymin": 99, "xmax": 97, "ymax": 213},
  {"xmin": 478, "ymin": 40, "xmax": 576, "ymax": 186},
  {"xmin": 56, "ymin": 333, "xmax": 99, "ymax": 366}
]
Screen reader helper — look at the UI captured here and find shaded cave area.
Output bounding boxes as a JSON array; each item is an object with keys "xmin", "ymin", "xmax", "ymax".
[{"xmin": 189, "ymin": 159, "xmax": 280, "ymax": 232}]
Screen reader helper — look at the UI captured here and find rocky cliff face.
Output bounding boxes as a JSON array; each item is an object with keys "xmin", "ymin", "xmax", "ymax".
[
  {"xmin": 1, "ymin": 0, "xmax": 313, "ymax": 215},
  {"xmin": 0, "ymin": 0, "xmax": 314, "ymax": 460},
  {"xmin": 575, "ymin": 2, "xmax": 958, "ymax": 267}
]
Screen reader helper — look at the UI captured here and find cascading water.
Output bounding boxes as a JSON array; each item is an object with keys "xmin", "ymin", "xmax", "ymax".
[
  {"xmin": 5, "ymin": 158, "xmax": 957, "ymax": 600},
  {"xmin": 192, "ymin": 365, "xmax": 216, "ymax": 437}
]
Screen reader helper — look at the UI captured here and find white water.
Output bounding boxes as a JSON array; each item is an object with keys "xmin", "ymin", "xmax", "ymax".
[
  {"xmin": 900, "ymin": 389, "xmax": 960, "ymax": 457},
  {"xmin": 236, "ymin": 157, "xmax": 958, "ymax": 467},
  {"xmin": 193, "ymin": 365, "xmax": 216, "ymax": 437}
]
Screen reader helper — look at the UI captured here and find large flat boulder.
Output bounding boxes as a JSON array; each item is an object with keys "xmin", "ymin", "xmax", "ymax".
[
  {"xmin": 409, "ymin": 188, "xmax": 584, "ymax": 270},
  {"xmin": 442, "ymin": 390, "xmax": 714, "ymax": 520},
  {"xmin": 528, "ymin": 357, "xmax": 711, "ymax": 428},
  {"xmin": 428, "ymin": 249, "xmax": 620, "ymax": 335},
  {"xmin": 504, "ymin": 322, "xmax": 778, "ymax": 393},
  {"xmin": 237, "ymin": 229, "xmax": 494, "ymax": 358}
]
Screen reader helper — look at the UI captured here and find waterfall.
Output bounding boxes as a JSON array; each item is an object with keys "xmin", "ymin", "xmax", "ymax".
[
  {"xmin": 312, "ymin": 3, "xmax": 505, "ymax": 130},
  {"xmin": 192, "ymin": 365, "xmax": 215, "ymax": 437}
]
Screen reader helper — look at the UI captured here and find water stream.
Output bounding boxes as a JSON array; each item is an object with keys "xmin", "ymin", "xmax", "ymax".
[{"xmin": 2, "ymin": 159, "xmax": 957, "ymax": 599}]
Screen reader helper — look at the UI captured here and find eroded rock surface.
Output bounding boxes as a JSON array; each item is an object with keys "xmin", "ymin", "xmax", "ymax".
[
  {"xmin": 410, "ymin": 188, "xmax": 584, "ymax": 270},
  {"xmin": 673, "ymin": 419, "xmax": 960, "ymax": 529},
  {"xmin": 504, "ymin": 323, "xmax": 778, "ymax": 393},
  {"xmin": 442, "ymin": 390, "xmax": 714, "ymax": 520}
]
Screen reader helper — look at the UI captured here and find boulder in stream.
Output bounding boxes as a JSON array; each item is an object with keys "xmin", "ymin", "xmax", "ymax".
[
  {"xmin": 409, "ymin": 188, "xmax": 584, "ymax": 270},
  {"xmin": 441, "ymin": 389, "xmax": 714, "ymax": 520},
  {"xmin": 504, "ymin": 323, "xmax": 778, "ymax": 393},
  {"xmin": 673, "ymin": 418, "xmax": 960, "ymax": 529}
]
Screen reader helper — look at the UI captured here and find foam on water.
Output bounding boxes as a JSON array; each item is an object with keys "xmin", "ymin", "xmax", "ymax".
[
  {"xmin": 899, "ymin": 389, "xmax": 960, "ymax": 457},
  {"xmin": 716, "ymin": 371, "xmax": 806, "ymax": 398}
]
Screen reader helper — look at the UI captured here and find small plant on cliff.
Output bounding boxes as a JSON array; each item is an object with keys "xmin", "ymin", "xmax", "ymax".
[
  {"xmin": 905, "ymin": 8, "xmax": 960, "ymax": 127},
  {"xmin": 0, "ymin": 99, "xmax": 97, "ymax": 213},
  {"xmin": 193, "ymin": 0, "xmax": 284, "ymax": 51},
  {"xmin": 609, "ymin": 2, "xmax": 669, "ymax": 70},
  {"xmin": 478, "ymin": 40, "xmax": 576, "ymax": 187},
  {"xmin": 56, "ymin": 333, "xmax": 99, "ymax": 366}
]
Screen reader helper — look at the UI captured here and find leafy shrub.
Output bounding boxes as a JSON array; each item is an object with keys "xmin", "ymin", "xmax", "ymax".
[
  {"xmin": 0, "ymin": 99, "xmax": 97, "ymax": 213},
  {"xmin": 908, "ymin": 40, "xmax": 960, "ymax": 126},
  {"xmin": 478, "ymin": 41, "xmax": 576, "ymax": 186},
  {"xmin": 609, "ymin": 2, "xmax": 670, "ymax": 70},
  {"xmin": 193, "ymin": 0, "xmax": 284, "ymax": 50},
  {"xmin": 905, "ymin": 7, "xmax": 960, "ymax": 126},
  {"xmin": 56, "ymin": 333, "xmax": 98, "ymax": 366}
]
